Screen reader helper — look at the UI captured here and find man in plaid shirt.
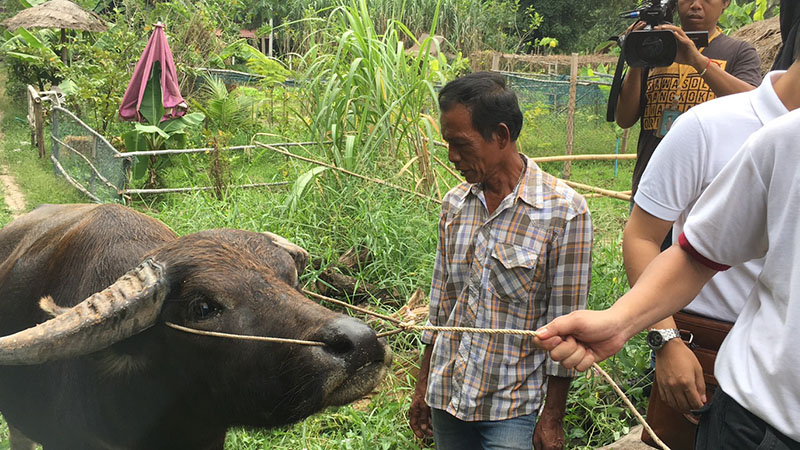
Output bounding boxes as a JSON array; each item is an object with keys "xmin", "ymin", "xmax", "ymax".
[{"xmin": 408, "ymin": 72, "xmax": 593, "ymax": 450}]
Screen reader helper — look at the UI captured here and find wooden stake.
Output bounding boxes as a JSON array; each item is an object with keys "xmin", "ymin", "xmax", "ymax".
[{"xmin": 564, "ymin": 53, "xmax": 578, "ymax": 180}]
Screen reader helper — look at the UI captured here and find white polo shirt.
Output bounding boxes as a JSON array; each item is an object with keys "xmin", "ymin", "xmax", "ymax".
[
  {"xmin": 682, "ymin": 109, "xmax": 800, "ymax": 441},
  {"xmin": 634, "ymin": 71, "xmax": 789, "ymax": 322}
]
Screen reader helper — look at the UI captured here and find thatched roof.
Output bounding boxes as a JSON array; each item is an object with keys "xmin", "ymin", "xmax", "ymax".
[
  {"xmin": 1, "ymin": 0, "xmax": 107, "ymax": 33},
  {"xmin": 731, "ymin": 16, "xmax": 782, "ymax": 76}
]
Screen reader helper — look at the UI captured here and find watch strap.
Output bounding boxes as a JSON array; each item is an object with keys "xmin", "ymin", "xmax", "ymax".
[{"xmin": 659, "ymin": 328, "xmax": 681, "ymax": 341}]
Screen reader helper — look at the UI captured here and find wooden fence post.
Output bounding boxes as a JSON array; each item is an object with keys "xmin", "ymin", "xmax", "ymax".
[
  {"xmin": 34, "ymin": 98, "xmax": 44, "ymax": 158},
  {"xmin": 491, "ymin": 52, "xmax": 500, "ymax": 71},
  {"xmin": 27, "ymin": 85, "xmax": 45, "ymax": 158},
  {"xmin": 564, "ymin": 53, "xmax": 578, "ymax": 180},
  {"xmin": 620, "ymin": 128, "xmax": 630, "ymax": 154}
]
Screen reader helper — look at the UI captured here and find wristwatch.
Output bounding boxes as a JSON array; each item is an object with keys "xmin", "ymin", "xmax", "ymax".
[{"xmin": 646, "ymin": 328, "xmax": 681, "ymax": 351}]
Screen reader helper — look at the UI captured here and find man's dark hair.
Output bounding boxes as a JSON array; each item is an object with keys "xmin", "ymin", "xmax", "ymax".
[{"xmin": 438, "ymin": 71, "xmax": 523, "ymax": 142}]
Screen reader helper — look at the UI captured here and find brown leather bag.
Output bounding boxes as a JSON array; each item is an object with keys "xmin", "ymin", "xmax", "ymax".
[{"xmin": 640, "ymin": 311, "xmax": 733, "ymax": 449}]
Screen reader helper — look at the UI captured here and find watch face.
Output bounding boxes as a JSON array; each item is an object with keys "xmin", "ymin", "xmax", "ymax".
[{"xmin": 647, "ymin": 330, "xmax": 664, "ymax": 349}]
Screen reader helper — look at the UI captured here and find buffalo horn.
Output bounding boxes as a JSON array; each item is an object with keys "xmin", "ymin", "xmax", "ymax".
[{"xmin": 0, "ymin": 259, "xmax": 166, "ymax": 365}]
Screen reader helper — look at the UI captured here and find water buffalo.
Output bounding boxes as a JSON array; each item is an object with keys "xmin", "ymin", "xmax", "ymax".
[{"xmin": 0, "ymin": 203, "xmax": 391, "ymax": 449}]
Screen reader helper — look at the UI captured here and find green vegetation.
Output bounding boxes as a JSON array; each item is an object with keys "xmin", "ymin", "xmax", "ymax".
[
  {"xmin": 3, "ymin": 0, "xmax": 772, "ymax": 446},
  {"xmin": 0, "ymin": 65, "xmax": 644, "ymax": 448}
]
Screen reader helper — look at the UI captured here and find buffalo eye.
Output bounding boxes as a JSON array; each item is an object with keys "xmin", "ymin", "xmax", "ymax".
[{"xmin": 188, "ymin": 298, "xmax": 223, "ymax": 321}]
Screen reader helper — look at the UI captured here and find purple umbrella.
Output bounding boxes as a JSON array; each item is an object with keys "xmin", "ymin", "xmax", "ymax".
[{"xmin": 119, "ymin": 22, "xmax": 186, "ymax": 123}]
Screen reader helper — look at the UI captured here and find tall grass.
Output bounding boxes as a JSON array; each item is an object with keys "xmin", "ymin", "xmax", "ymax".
[
  {"xmin": 267, "ymin": 0, "xmax": 533, "ymax": 56},
  {"xmin": 296, "ymin": 0, "xmax": 458, "ymax": 196}
]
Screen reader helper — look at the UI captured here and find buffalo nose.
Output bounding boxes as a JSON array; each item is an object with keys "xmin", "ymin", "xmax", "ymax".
[{"xmin": 318, "ymin": 317, "xmax": 385, "ymax": 363}]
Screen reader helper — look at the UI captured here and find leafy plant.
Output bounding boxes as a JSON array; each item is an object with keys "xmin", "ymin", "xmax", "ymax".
[
  {"xmin": 0, "ymin": 27, "xmax": 63, "ymax": 93},
  {"xmin": 58, "ymin": 14, "xmax": 144, "ymax": 134},
  {"xmin": 193, "ymin": 75, "xmax": 256, "ymax": 132},
  {"xmin": 719, "ymin": 0, "xmax": 769, "ymax": 33},
  {"xmin": 121, "ymin": 65, "xmax": 205, "ymax": 186}
]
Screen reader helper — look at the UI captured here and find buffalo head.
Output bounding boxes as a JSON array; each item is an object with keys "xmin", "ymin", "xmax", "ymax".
[{"xmin": 0, "ymin": 204, "xmax": 391, "ymax": 448}]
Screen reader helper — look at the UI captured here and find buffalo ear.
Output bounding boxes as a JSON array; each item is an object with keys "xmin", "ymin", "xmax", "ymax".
[{"xmin": 261, "ymin": 231, "xmax": 310, "ymax": 278}]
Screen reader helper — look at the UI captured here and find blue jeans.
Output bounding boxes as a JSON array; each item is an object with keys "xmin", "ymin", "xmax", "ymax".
[{"xmin": 431, "ymin": 408, "xmax": 537, "ymax": 450}]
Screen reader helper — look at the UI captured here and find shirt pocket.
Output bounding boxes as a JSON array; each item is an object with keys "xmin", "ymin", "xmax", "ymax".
[{"xmin": 489, "ymin": 242, "xmax": 541, "ymax": 303}]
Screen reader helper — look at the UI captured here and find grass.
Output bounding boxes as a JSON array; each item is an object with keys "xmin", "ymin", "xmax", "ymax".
[
  {"xmin": 0, "ymin": 92, "xmax": 85, "ymax": 219},
  {"xmin": 0, "ymin": 62, "xmax": 648, "ymax": 448}
]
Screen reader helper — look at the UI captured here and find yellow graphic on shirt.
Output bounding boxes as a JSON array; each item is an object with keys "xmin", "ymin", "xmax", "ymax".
[{"xmin": 642, "ymin": 59, "xmax": 727, "ymax": 131}]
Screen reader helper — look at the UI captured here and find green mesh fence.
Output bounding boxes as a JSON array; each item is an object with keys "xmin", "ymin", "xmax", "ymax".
[
  {"xmin": 498, "ymin": 71, "xmax": 624, "ymax": 156},
  {"xmin": 502, "ymin": 72, "xmax": 612, "ymax": 113},
  {"xmin": 51, "ymin": 106, "xmax": 130, "ymax": 203}
]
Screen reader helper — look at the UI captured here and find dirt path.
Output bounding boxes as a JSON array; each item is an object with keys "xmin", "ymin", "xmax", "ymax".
[
  {"xmin": 0, "ymin": 73, "xmax": 28, "ymax": 219},
  {"xmin": 0, "ymin": 168, "xmax": 26, "ymax": 218}
]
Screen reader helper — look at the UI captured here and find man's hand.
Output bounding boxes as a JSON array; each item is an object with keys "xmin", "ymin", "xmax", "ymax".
[
  {"xmin": 624, "ymin": 20, "xmax": 647, "ymax": 35},
  {"xmin": 655, "ymin": 339, "xmax": 706, "ymax": 412},
  {"xmin": 409, "ymin": 345, "xmax": 434, "ymax": 440},
  {"xmin": 533, "ymin": 408, "xmax": 565, "ymax": 450},
  {"xmin": 534, "ymin": 310, "xmax": 631, "ymax": 371},
  {"xmin": 656, "ymin": 24, "xmax": 707, "ymax": 70},
  {"xmin": 408, "ymin": 387, "xmax": 433, "ymax": 439}
]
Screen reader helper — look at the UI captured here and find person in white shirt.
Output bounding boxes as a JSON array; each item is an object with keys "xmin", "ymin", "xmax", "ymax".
[
  {"xmin": 624, "ymin": 55, "xmax": 800, "ymax": 415},
  {"xmin": 536, "ymin": 109, "xmax": 800, "ymax": 449}
]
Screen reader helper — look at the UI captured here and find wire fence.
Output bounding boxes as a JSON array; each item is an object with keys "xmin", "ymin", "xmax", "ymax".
[
  {"xmin": 49, "ymin": 106, "xmax": 298, "ymax": 203},
  {"xmin": 41, "ymin": 56, "xmax": 632, "ymax": 205},
  {"xmin": 51, "ymin": 106, "xmax": 129, "ymax": 203}
]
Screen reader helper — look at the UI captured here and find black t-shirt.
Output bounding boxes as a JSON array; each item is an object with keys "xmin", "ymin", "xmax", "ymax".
[{"xmin": 631, "ymin": 33, "xmax": 762, "ymax": 194}]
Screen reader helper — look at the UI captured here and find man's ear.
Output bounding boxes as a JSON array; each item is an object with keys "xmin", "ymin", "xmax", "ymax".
[{"xmin": 495, "ymin": 123, "xmax": 512, "ymax": 149}]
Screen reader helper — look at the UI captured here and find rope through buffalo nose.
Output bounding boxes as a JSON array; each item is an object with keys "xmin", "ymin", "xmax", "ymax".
[
  {"xmin": 164, "ymin": 322, "xmax": 325, "ymax": 346},
  {"xmin": 164, "ymin": 289, "xmax": 669, "ymax": 450}
]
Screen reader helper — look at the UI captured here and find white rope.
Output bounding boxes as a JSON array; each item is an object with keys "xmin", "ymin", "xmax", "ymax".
[
  {"xmin": 165, "ymin": 288, "xmax": 670, "ymax": 449},
  {"xmin": 164, "ymin": 322, "xmax": 324, "ymax": 346}
]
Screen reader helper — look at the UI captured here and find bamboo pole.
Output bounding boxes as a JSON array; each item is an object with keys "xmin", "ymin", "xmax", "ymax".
[
  {"xmin": 561, "ymin": 179, "xmax": 631, "ymax": 201},
  {"xmin": 254, "ymin": 142, "xmax": 442, "ymax": 205},
  {"xmin": 531, "ymin": 154, "xmax": 637, "ymax": 163},
  {"xmin": 424, "ymin": 139, "xmax": 637, "ymax": 163},
  {"xmin": 51, "ymin": 155, "xmax": 102, "ymax": 203},
  {"xmin": 124, "ymin": 181, "xmax": 289, "ymax": 195}
]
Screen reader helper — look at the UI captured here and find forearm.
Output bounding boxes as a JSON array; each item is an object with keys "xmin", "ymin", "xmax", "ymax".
[
  {"xmin": 415, "ymin": 344, "xmax": 433, "ymax": 390},
  {"xmin": 692, "ymin": 57, "xmax": 756, "ymax": 96},
  {"xmin": 649, "ymin": 316, "xmax": 679, "ymax": 331},
  {"xmin": 622, "ymin": 230, "xmax": 663, "ymax": 287},
  {"xmin": 541, "ymin": 376, "xmax": 572, "ymax": 418},
  {"xmin": 616, "ymin": 68, "xmax": 644, "ymax": 128},
  {"xmin": 612, "ymin": 245, "xmax": 716, "ymax": 337}
]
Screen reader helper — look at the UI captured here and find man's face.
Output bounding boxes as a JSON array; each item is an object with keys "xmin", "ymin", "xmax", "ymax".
[
  {"xmin": 440, "ymin": 104, "xmax": 502, "ymax": 184},
  {"xmin": 678, "ymin": 0, "xmax": 730, "ymax": 32}
]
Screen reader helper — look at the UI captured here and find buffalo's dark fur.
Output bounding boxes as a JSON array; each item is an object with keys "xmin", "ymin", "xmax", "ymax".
[{"xmin": 0, "ymin": 204, "xmax": 388, "ymax": 449}]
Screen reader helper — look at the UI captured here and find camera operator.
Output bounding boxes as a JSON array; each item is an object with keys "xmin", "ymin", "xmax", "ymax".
[{"xmin": 616, "ymin": 0, "xmax": 761, "ymax": 204}]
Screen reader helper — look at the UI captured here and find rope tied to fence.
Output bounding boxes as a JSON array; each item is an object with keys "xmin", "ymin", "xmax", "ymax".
[{"xmin": 165, "ymin": 288, "xmax": 670, "ymax": 450}]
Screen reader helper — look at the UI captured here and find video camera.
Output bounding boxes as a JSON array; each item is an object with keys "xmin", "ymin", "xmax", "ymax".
[
  {"xmin": 606, "ymin": 0, "xmax": 711, "ymax": 121},
  {"xmin": 618, "ymin": 0, "xmax": 708, "ymax": 67}
]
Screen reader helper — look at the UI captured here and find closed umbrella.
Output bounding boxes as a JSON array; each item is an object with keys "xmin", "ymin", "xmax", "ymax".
[{"xmin": 119, "ymin": 22, "xmax": 187, "ymax": 123}]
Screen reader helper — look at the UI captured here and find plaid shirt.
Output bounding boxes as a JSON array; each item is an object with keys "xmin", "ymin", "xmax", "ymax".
[{"xmin": 422, "ymin": 155, "xmax": 592, "ymax": 421}]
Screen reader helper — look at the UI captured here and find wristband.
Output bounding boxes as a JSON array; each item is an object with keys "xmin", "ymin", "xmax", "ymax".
[{"xmin": 698, "ymin": 57, "xmax": 712, "ymax": 77}]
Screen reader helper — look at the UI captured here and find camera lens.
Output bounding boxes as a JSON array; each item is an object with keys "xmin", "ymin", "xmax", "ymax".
[
  {"xmin": 624, "ymin": 30, "xmax": 677, "ymax": 67},
  {"xmin": 639, "ymin": 35, "xmax": 666, "ymax": 60}
]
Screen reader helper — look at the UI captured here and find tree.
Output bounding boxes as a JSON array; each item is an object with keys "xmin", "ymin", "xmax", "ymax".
[{"xmin": 524, "ymin": 0, "xmax": 637, "ymax": 52}]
